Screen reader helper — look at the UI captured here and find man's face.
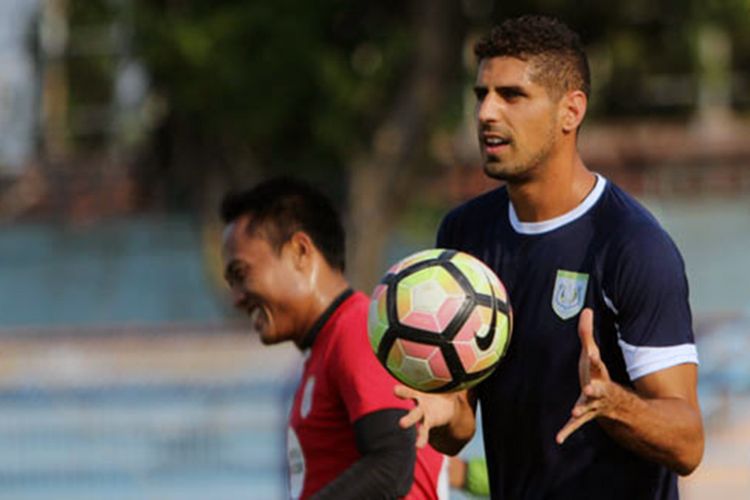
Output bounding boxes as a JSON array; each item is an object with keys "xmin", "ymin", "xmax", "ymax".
[
  {"xmin": 222, "ymin": 216, "xmax": 308, "ymax": 345},
  {"xmin": 474, "ymin": 56, "xmax": 560, "ymax": 182}
]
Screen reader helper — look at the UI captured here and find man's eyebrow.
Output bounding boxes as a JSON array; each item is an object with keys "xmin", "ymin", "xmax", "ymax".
[
  {"xmin": 499, "ymin": 84, "xmax": 527, "ymax": 92},
  {"xmin": 473, "ymin": 84, "xmax": 529, "ymax": 95},
  {"xmin": 492, "ymin": 84, "xmax": 528, "ymax": 95}
]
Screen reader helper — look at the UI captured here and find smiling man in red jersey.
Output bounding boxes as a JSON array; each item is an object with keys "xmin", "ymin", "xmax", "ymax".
[{"xmin": 221, "ymin": 178, "xmax": 447, "ymax": 499}]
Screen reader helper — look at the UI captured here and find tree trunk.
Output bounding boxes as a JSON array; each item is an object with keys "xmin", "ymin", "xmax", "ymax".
[{"xmin": 346, "ymin": 0, "xmax": 462, "ymax": 291}]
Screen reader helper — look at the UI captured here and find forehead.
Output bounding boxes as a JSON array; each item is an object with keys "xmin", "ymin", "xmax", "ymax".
[
  {"xmin": 222, "ymin": 215, "xmax": 270, "ymax": 260},
  {"xmin": 476, "ymin": 56, "xmax": 538, "ymax": 87}
]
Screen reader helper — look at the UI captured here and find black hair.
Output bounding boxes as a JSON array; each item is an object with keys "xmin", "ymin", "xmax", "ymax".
[
  {"xmin": 220, "ymin": 177, "xmax": 346, "ymax": 271},
  {"xmin": 474, "ymin": 15, "xmax": 591, "ymax": 98}
]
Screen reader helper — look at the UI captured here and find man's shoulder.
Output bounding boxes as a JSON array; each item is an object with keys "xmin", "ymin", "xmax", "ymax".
[
  {"xmin": 332, "ymin": 291, "xmax": 369, "ymax": 323},
  {"xmin": 446, "ymin": 185, "xmax": 507, "ymax": 219},
  {"xmin": 595, "ymin": 180, "xmax": 685, "ymax": 278},
  {"xmin": 437, "ymin": 186, "xmax": 507, "ymax": 249},
  {"xmin": 439, "ymin": 186, "xmax": 507, "ymax": 240},
  {"xmin": 596, "ymin": 180, "xmax": 673, "ymax": 248},
  {"xmin": 322, "ymin": 291, "xmax": 369, "ymax": 350}
]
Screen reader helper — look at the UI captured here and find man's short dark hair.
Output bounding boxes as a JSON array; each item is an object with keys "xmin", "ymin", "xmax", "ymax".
[
  {"xmin": 220, "ymin": 177, "xmax": 346, "ymax": 271},
  {"xmin": 474, "ymin": 15, "xmax": 590, "ymax": 99}
]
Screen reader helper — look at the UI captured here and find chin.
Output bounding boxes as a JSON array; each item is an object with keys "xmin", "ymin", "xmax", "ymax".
[
  {"xmin": 259, "ymin": 335, "xmax": 276, "ymax": 345},
  {"xmin": 483, "ymin": 161, "xmax": 534, "ymax": 183},
  {"xmin": 483, "ymin": 165, "xmax": 510, "ymax": 181},
  {"xmin": 484, "ymin": 165, "xmax": 518, "ymax": 182},
  {"xmin": 257, "ymin": 329, "xmax": 279, "ymax": 345}
]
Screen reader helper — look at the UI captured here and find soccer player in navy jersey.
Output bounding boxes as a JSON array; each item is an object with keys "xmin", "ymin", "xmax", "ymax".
[
  {"xmin": 220, "ymin": 178, "xmax": 446, "ymax": 499},
  {"xmin": 396, "ymin": 15, "xmax": 704, "ymax": 499}
]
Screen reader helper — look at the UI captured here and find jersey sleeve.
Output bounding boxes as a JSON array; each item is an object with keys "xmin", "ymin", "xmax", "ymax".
[
  {"xmin": 607, "ymin": 222, "xmax": 699, "ymax": 381},
  {"xmin": 330, "ymin": 308, "xmax": 413, "ymax": 423}
]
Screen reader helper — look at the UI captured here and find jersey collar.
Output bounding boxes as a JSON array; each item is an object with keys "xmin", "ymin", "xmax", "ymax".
[
  {"xmin": 299, "ymin": 288, "xmax": 354, "ymax": 351},
  {"xmin": 508, "ymin": 173, "xmax": 607, "ymax": 235}
]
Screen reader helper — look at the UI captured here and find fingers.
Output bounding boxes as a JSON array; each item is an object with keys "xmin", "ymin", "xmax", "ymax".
[
  {"xmin": 399, "ymin": 406, "xmax": 424, "ymax": 429},
  {"xmin": 394, "ymin": 384, "xmax": 420, "ymax": 401},
  {"xmin": 588, "ymin": 356, "xmax": 611, "ymax": 382},
  {"xmin": 399, "ymin": 405, "xmax": 430, "ymax": 447},
  {"xmin": 577, "ymin": 308, "xmax": 597, "ymax": 354},
  {"xmin": 578, "ymin": 308, "xmax": 611, "ymax": 381},
  {"xmin": 395, "ymin": 384, "xmax": 428, "ymax": 430},
  {"xmin": 560, "ymin": 310, "xmax": 611, "ymax": 446},
  {"xmin": 558, "ymin": 380, "xmax": 612, "ymax": 444},
  {"xmin": 395, "ymin": 387, "xmax": 431, "ymax": 446},
  {"xmin": 416, "ymin": 421, "xmax": 430, "ymax": 448},
  {"xmin": 556, "ymin": 410, "xmax": 597, "ymax": 444},
  {"xmin": 571, "ymin": 397, "xmax": 601, "ymax": 418},
  {"xmin": 583, "ymin": 381, "xmax": 606, "ymax": 399}
]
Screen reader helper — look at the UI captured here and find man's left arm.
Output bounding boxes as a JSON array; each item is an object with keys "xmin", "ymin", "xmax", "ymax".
[
  {"xmin": 313, "ymin": 408, "xmax": 416, "ymax": 499},
  {"xmin": 557, "ymin": 309, "xmax": 704, "ymax": 475},
  {"xmin": 320, "ymin": 304, "xmax": 428, "ymax": 498}
]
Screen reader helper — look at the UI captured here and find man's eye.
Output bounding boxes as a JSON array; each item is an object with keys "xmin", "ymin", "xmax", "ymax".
[
  {"xmin": 226, "ymin": 268, "xmax": 245, "ymax": 287},
  {"xmin": 474, "ymin": 88, "xmax": 487, "ymax": 101},
  {"xmin": 501, "ymin": 89, "xmax": 524, "ymax": 100}
]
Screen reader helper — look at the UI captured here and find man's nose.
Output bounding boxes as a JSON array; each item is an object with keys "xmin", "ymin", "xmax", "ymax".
[{"xmin": 478, "ymin": 94, "xmax": 500, "ymax": 124}]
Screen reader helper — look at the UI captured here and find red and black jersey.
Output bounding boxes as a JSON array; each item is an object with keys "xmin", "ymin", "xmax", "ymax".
[{"xmin": 287, "ymin": 290, "xmax": 446, "ymax": 499}]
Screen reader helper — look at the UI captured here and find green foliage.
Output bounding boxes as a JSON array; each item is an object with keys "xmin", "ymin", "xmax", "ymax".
[
  {"xmin": 133, "ymin": 0, "xmax": 417, "ymax": 182},
  {"xmin": 123, "ymin": 0, "xmax": 750, "ymax": 207},
  {"xmin": 485, "ymin": 0, "xmax": 750, "ymax": 117}
]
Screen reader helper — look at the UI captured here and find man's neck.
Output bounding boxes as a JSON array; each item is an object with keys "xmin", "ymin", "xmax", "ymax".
[
  {"xmin": 293, "ymin": 271, "xmax": 351, "ymax": 349},
  {"xmin": 507, "ymin": 153, "xmax": 596, "ymax": 223}
]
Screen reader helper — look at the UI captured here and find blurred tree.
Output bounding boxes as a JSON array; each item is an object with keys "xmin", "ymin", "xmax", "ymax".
[
  {"xmin": 345, "ymin": 0, "xmax": 465, "ymax": 288},
  {"xmin": 132, "ymin": 0, "xmax": 466, "ymax": 289},
  {"xmin": 487, "ymin": 0, "xmax": 750, "ymax": 117}
]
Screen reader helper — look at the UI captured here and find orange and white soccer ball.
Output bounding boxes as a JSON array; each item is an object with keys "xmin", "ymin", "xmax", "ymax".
[{"xmin": 368, "ymin": 249, "xmax": 512, "ymax": 393}]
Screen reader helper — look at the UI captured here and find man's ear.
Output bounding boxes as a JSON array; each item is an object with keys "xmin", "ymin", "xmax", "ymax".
[
  {"xmin": 560, "ymin": 89, "xmax": 587, "ymax": 133},
  {"xmin": 287, "ymin": 231, "xmax": 315, "ymax": 270}
]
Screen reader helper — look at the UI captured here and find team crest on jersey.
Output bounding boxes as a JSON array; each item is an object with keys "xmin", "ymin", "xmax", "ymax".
[
  {"xmin": 552, "ymin": 270, "xmax": 589, "ymax": 320},
  {"xmin": 287, "ymin": 427, "xmax": 305, "ymax": 499}
]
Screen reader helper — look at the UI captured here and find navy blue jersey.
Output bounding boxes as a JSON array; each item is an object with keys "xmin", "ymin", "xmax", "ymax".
[{"xmin": 437, "ymin": 175, "xmax": 698, "ymax": 500}]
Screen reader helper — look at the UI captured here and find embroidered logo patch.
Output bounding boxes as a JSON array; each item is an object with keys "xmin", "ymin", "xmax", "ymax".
[
  {"xmin": 287, "ymin": 427, "xmax": 305, "ymax": 499},
  {"xmin": 552, "ymin": 270, "xmax": 589, "ymax": 320}
]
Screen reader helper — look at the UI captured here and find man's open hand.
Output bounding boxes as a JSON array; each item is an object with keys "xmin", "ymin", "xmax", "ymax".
[
  {"xmin": 556, "ymin": 308, "xmax": 617, "ymax": 444},
  {"xmin": 395, "ymin": 385, "xmax": 459, "ymax": 448}
]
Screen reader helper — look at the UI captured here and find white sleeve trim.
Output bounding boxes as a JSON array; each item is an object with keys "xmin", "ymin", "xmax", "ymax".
[{"xmin": 617, "ymin": 340, "xmax": 699, "ymax": 381}]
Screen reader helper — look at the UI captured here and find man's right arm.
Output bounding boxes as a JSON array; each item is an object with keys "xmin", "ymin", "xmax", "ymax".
[{"xmin": 395, "ymin": 386, "xmax": 477, "ymax": 455}]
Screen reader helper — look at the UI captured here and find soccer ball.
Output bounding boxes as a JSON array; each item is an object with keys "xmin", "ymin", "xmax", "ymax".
[{"xmin": 368, "ymin": 249, "xmax": 512, "ymax": 393}]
